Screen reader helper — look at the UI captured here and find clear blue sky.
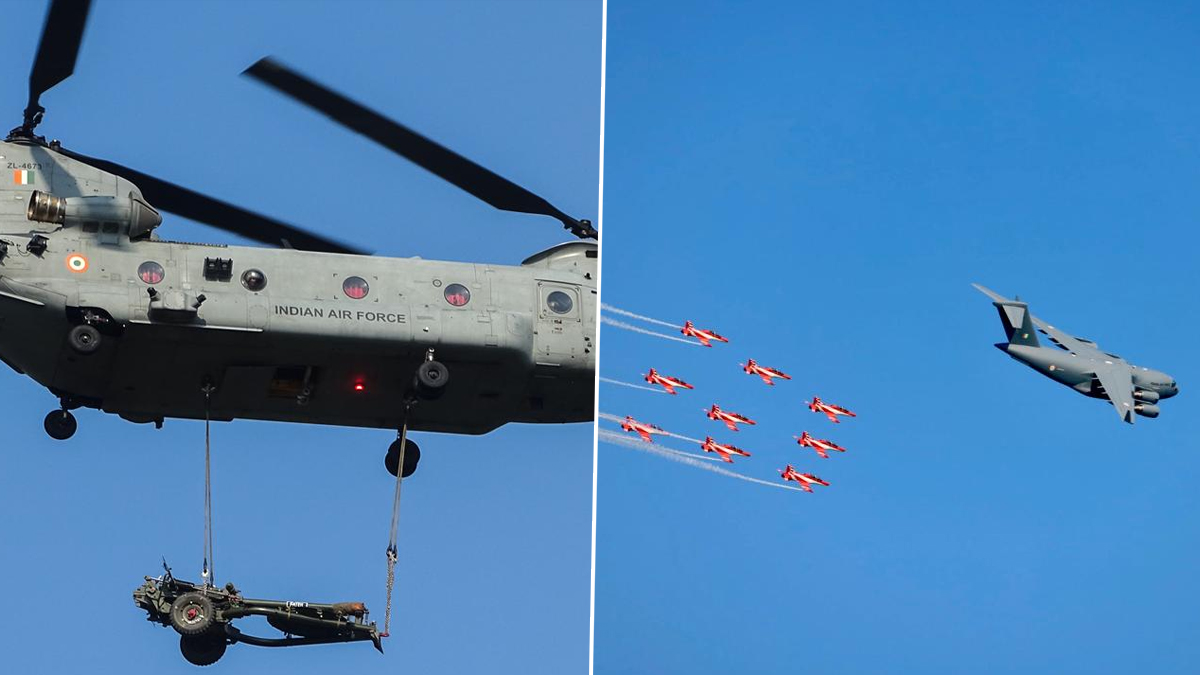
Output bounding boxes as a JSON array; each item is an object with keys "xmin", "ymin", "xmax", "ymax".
[
  {"xmin": 597, "ymin": 2, "xmax": 1200, "ymax": 674},
  {"xmin": 0, "ymin": 1, "xmax": 599, "ymax": 672}
]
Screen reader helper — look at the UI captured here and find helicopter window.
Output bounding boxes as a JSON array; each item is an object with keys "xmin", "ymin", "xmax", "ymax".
[
  {"xmin": 342, "ymin": 276, "xmax": 370, "ymax": 300},
  {"xmin": 547, "ymin": 290, "xmax": 574, "ymax": 314},
  {"xmin": 82, "ymin": 222, "xmax": 99, "ymax": 233},
  {"xmin": 241, "ymin": 269, "xmax": 267, "ymax": 292},
  {"xmin": 102, "ymin": 222, "xmax": 119, "ymax": 234},
  {"xmin": 444, "ymin": 283, "xmax": 470, "ymax": 307},
  {"xmin": 138, "ymin": 261, "xmax": 165, "ymax": 285}
]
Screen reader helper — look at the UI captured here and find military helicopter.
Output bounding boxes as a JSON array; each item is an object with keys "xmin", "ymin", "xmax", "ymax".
[{"xmin": 0, "ymin": 0, "xmax": 597, "ymax": 476}]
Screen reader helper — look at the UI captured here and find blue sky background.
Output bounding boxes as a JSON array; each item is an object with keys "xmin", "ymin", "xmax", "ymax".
[
  {"xmin": 597, "ymin": 2, "xmax": 1200, "ymax": 674},
  {"xmin": 0, "ymin": 1, "xmax": 599, "ymax": 672}
]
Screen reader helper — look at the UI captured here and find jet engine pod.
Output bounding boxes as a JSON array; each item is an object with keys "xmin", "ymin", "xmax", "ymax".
[
  {"xmin": 1133, "ymin": 389, "xmax": 1160, "ymax": 404},
  {"xmin": 27, "ymin": 190, "xmax": 162, "ymax": 238},
  {"xmin": 1135, "ymin": 403, "xmax": 1160, "ymax": 418}
]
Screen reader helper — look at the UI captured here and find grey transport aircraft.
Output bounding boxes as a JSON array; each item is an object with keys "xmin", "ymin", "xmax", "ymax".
[{"xmin": 973, "ymin": 284, "xmax": 1178, "ymax": 423}]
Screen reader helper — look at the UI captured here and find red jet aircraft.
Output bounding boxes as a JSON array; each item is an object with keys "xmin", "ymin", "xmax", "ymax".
[
  {"xmin": 807, "ymin": 396, "xmax": 857, "ymax": 423},
  {"xmin": 741, "ymin": 359, "xmax": 792, "ymax": 386},
  {"xmin": 779, "ymin": 464, "xmax": 830, "ymax": 492},
  {"xmin": 620, "ymin": 416, "xmax": 665, "ymax": 442},
  {"xmin": 644, "ymin": 368, "xmax": 694, "ymax": 395},
  {"xmin": 700, "ymin": 436, "xmax": 751, "ymax": 463},
  {"xmin": 794, "ymin": 431, "xmax": 847, "ymax": 459},
  {"xmin": 681, "ymin": 321, "xmax": 729, "ymax": 348},
  {"xmin": 704, "ymin": 404, "xmax": 757, "ymax": 431}
]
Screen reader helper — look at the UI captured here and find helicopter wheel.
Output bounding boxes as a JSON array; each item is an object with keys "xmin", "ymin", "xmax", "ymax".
[
  {"xmin": 384, "ymin": 438, "xmax": 421, "ymax": 478},
  {"xmin": 43, "ymin": 410, "xmax": 77, "ymax": 440},
  {"xmin": 413, "ymin": 360, "xmax": 449, "ymax": 400},
  {"xmin": 67, "ymin": 324, "xmax": 101, "ymax": 355}
]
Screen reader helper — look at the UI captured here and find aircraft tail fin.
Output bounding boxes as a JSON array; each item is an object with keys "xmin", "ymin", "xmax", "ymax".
[{"xmin": 992, "ymin": 300, "xmax": 1040, "ymax": 347}]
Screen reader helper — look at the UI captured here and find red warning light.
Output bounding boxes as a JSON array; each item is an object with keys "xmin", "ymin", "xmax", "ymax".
[{"xmin": 353, "ymin": 381, "xmax": 365, "ymax": 392}]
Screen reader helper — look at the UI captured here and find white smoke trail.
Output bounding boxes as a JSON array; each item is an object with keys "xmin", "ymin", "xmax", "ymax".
[
  {"xmin": 599, "ymin": 377, "xmax": 666, "ymax": 394},
  {"xmin": 601, "ymin": 316, "xmax": 700, "ymax": 346},
  {"xmin": 600, "ymin": 303, "xmax": 679, "ymax": 328},
  {"xmin": 597, "ymin": 412, "xmax": 704, "ymax": 444},
  {"xmin": 597, "ymin": 430, "xmax": 807, "ymax": 492},
  {"xmin": 596, "ymin": 429, "xmax": 719, "ymax": 462}
]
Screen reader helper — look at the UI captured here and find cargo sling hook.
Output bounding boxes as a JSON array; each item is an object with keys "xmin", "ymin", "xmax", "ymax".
[{"xmin": 382, "ymin": 399, "xmax": 413, "ymax": 639}]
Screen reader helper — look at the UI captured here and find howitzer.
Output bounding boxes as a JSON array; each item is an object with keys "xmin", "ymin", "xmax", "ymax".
[{"xmin": 134, "ymin": 566, "xmax": 381, "ymax": 666}]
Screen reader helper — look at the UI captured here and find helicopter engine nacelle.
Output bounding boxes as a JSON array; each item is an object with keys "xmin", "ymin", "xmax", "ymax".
[
  {"xmin": 1134, "ymin": 403, "xmax": 1160, "ymax": 418},
  {"xmin": 1133, "ymin": 389, "xmax": 1160, "ymax": 404},
  {"xmin": 27, "ymin": 190, "xmax": 163, "ymax": 239},
  {"xmin": 520, "ymin": 241, "xmax": 598, "ymax": 278}
]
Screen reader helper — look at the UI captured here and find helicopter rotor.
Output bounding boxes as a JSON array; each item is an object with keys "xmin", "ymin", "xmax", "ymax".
[
  {"xmin": 243, "ymin": 57, "xmax": 598, "ymax": 241},
  {"xmin": 54, "ymin": 147, "xmax": 367, "ymax": 254},
  {"xmin": 12, "ymin": 0, "xmax": 365, "ymax": 254},
  {"xmin": 16, "ymin": 0, "xmax": 91, "ymax": 137}
]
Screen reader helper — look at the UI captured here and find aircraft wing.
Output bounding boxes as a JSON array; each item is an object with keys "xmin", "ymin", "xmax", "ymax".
[
  {"xmin": 1028, "ymin": 315, "xmax": 1104, "ymax": 357},
  {"xmin": 1091, "ymin": 364, "xmax": 1136, "ymax": 424}
]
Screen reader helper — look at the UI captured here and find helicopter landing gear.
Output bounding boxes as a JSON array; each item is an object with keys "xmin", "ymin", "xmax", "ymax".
[
  {"xmin": 413, "ymin": 359, "xmax": 449, "ymax": 400},
  {"xmin": 43, "ymin": 409, "xmax": 77, "ymax": 440},
  {"xmin": 67, "ymin": 324, "xmax": 101, "ymax": 355},
  {"xmin": 384, "ymin": 438, "xmax": 421, "ymax": 478}
]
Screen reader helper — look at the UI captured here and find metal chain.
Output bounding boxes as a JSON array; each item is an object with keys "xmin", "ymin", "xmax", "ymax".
[
  {"xmin": 202, "ymin": 383, "xmax": 216, "ymax": 588},
  {"xmin": 382, "ymin": 409, "xmax": 410, "ymax": 638}
]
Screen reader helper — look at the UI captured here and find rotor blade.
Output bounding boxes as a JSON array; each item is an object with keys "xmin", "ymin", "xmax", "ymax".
[
  {"xmin": 26, "ymin": 0, "xmax": 92, "ymax": 124},
  {"xmin": 243, "ymin": 57, "xmax": 597, "ymax": 240},
  {"xmin": 57, "ymin": 147, "xmax": 368, "ymax": 255}
]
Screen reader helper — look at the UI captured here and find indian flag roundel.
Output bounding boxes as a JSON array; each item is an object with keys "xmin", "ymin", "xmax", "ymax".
[{"xmin": 65, "ymin": 254, "xmax": 88, "ymax": 273}]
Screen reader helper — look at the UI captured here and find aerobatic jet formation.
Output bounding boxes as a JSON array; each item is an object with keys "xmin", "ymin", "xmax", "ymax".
[
  {"xmin": 681, "ymin": 321, "xmax": 729, "ymax": 347},
  {"xmin": 779, "ymin": 465, "xmax": 830, "ymax": 492},
  {"xmin": 741, "ymin": 359, "xmax": 791, "ymax": 386},
  {"xmin": 973, "ymin": 284, "xmax": 1178, "ymax": 423},
  {"xmin": 644, "ymin": 368, "xmax": 694, "ymax": 395},
  {"xmin": 807, "ymin": 397, "xmax": 857, "ymax": 423},
  {"xmin": 621, "ymin": 416, "xmax": 665, "ymax": 442},
  {"xmin": 700, "ymin": 436, "xmax": 752, "ymax": 463},
  {"xmin": 795, "ymin": 431, "xmax": 846, "ymax": 459},
  {"xmin": 705, "ymin": 405, "xmax": 757, "ymax": 431}
]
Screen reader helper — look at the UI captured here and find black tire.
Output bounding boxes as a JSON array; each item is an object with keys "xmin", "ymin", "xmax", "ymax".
[
  {"xmin": 413, "ymin": 360, "xmax": 449, "ymax": 400},
  {"xmin": 170, "ymin": 593, "xmax": 217, "ymax": 637},
  {"xmin": 43, "ymin": 410, "xmax": 77, "ymax": 440},
  {"xmin": 384, "ymin": 438, "xmax": 421, "ymax": 478},
  {"xmin": 179, "ymin": 635, "xmax": 227, "ymax": 666},
  {"xmin": 67, "ymin": 324, "xmax": 101, "ymax": 355}
]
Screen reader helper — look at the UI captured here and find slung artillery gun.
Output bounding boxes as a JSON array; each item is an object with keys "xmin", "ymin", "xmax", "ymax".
[{"xmin": 134, "ymin": 564, "xmax": 382, "ymax": 666}]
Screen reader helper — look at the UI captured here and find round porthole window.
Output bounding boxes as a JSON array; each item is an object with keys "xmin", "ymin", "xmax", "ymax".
[
  {"xmin": 241, "ymin": 268, "xmax": 267, "ymax": 292},
  {"xmin": 343, "ymin": 276, "xmax": 370, "ymax": 300},
  {"xmin": 137, "ymin": 261, "xmax": 165, "ymax": 284},
  {"xmin": 546, "ymin": 290, "xmax": 573, "ymax": 314},
  {"xmin": 444, "ymin": 283, "xmax": 471, "ymax": 307}
]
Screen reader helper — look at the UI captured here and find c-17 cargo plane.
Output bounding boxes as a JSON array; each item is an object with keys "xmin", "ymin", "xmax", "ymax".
[{"xmin": 974, "ymin": 284, "xmax": 1178, "ymax": 423}]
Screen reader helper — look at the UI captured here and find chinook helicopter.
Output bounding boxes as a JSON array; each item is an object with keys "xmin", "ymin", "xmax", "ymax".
[{"xmin": 0, "ymin": 0, "xmax": 597, "ymax": 477}]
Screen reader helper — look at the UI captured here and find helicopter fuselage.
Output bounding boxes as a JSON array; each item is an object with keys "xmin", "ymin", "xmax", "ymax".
[{"xmin": 0, "ymin": 140, "xmax": 595, "ymax": 434}]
